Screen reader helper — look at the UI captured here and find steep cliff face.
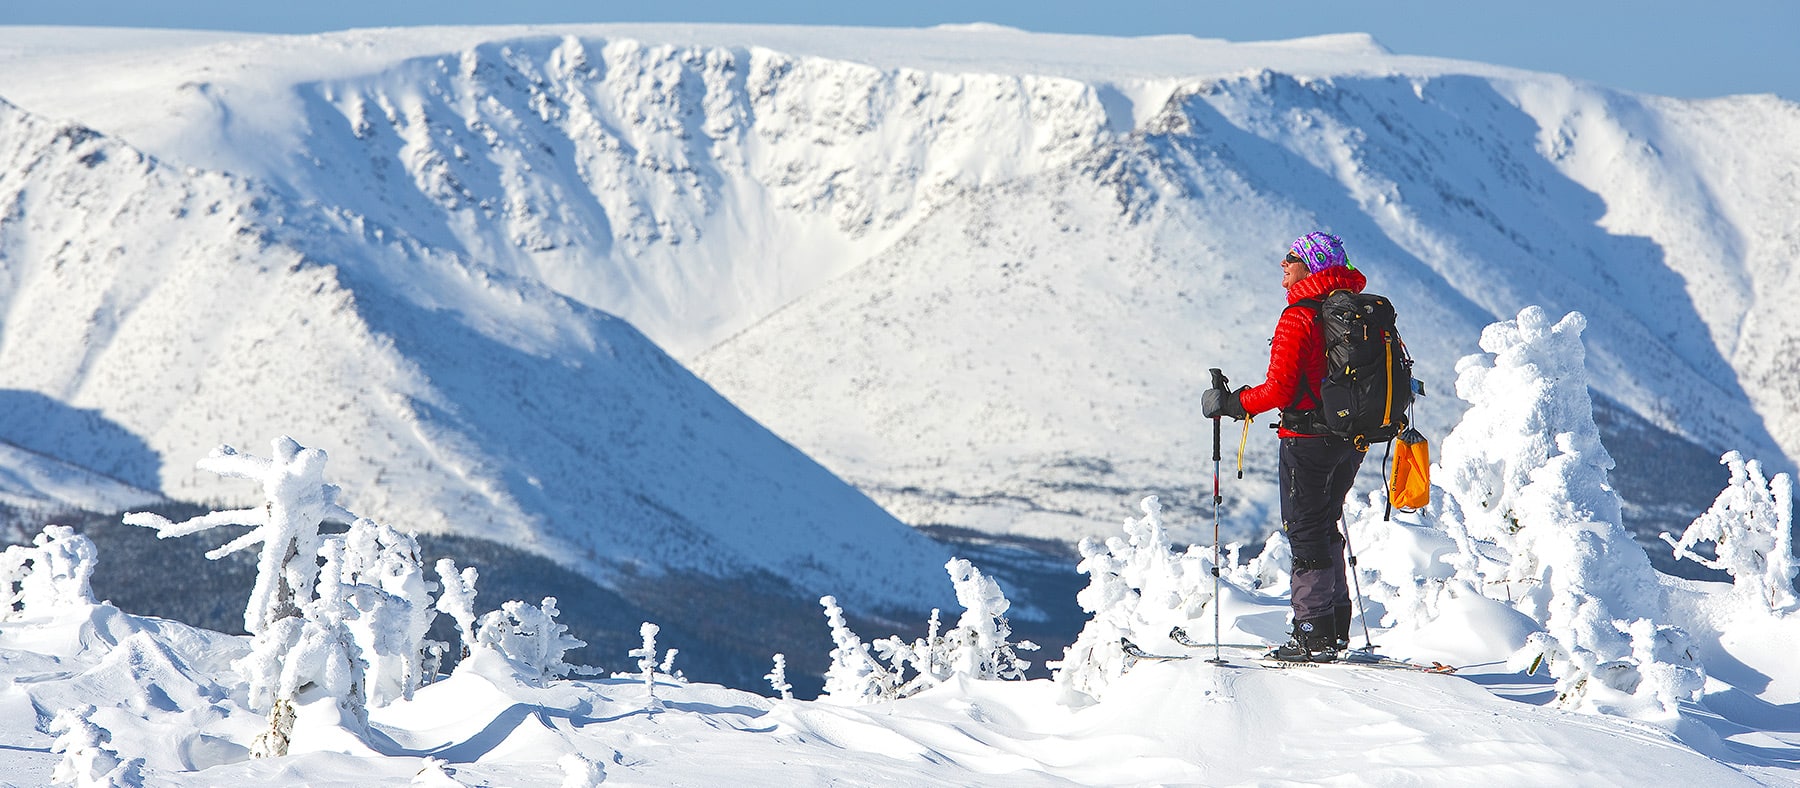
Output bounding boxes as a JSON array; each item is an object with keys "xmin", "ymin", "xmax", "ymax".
[{"xmin": 0, "ymin": 24, "xmax": 1793, "ymax": 556}]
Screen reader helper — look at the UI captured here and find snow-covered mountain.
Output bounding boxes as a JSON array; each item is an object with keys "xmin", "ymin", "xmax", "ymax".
[
  {"xmin": 0, "ymin": 439, "xmax": 161, "ymax": 529},
  {"xmin": 0, "ymin": 83, "xmax": 951, "ymax": 616},
  {"xmin": 0, "ymin": 23, "xmax": 1795, "ymax": 594}
]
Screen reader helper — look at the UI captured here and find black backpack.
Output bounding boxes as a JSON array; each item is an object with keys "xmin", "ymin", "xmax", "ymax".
[{"xmin": 1289, "ymin": 289, "xmax": 1414, "ymax": 449}]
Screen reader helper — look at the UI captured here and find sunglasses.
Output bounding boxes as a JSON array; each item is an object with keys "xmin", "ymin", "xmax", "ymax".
[{"xmin": 1281, "ymin": 253, "xmax": 1306, "ymax": 267}]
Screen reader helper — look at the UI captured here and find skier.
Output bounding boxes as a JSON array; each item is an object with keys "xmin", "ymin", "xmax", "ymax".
[{"xmin": 1202, "ymin": 231, "xmax": 1367, "ymax": 662}]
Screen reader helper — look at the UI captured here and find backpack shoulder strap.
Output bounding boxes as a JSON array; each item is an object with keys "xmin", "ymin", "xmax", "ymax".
[{"xmin": 1280, "ymin": 300, "xmax": 1323, "ymax": 414}]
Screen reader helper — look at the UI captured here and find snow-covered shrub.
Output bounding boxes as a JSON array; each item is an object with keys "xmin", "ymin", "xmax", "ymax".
[
  {"xmin": 1052, "ymin": 496, "xmax": 1219, "ymax": 702},
  {"xmin": 1432, "ymin": 307, "xmax": 1701, "ymax": 719},
  {"xmin": 822, "ymin": 559, "xmax": 1037, "ymax": 704},
  {"xmin": 126, "ymin": 437, "xmax": 354, "ymax": 636},
  {"xmin": 327, "ymin": 518, "xmax": 441, "ymax": 705},
  {"xmin": 765, "ymin": 653, "xmax": 793, "ymax": 700},
  {"xmin": 1222, "ymin": 529, "xmax": 1291, "ymax": 594},
  {"xmin": 630, "ymin": 622, "xmax": 666, "ymax": 712},
  {"xmin": 942, "ymin": 558, "xmax": 1037, "ymax": 680},
  {"xmin": 1662, "ymin": 451, "xmax": 1797, "ymax": 613},
  {"xmin": 434, "ymin": 558, "xmax": 481, "ymax": 659},
  {"xmin": 49, "ymin": 705, "xmax": 142, "ymax": 787},
  {"xmin": 1, "ymin": 524, "xmax": 99, "ymax": 616},
  {"xmin": 126, "ymin": 437, "xmax": 363, "ymax": 757},
  {"xmin": 474, "ymin": 597, "xmax": 587, "ymax": 686},
  {"xmin": 819, "ymin": 595, "xmax": 895, "ymax": 703},
  {"xmin": 867, "ymin": 610, "xmax": 942, "ymax": 698}
]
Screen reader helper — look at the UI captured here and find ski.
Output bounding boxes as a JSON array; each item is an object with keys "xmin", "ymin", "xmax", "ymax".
[
  {"xmin": 1165, "ymin": 626, "xmax": 1459, "ymax": 675},
  {"xmin": 1167, "ymin": 625, "xmax": 1264, "ymax": 651},
  {"xmin": 1120, "ymin": 637, "xmax": 1191, "ymax": 662}
]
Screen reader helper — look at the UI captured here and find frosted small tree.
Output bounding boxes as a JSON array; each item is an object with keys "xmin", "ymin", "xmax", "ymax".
[
  {"xmin": 2, "ymin": 525, "xmax": 100, "ymax": 617},
  {"xmin": 851, "ymin": 559, "xmax": 1038, "ymax": 700},
  {"xmin": 474, "ymin": 597, "xmax": 588, "ymax": 685},
  {"xmin": 49, "ymin": 706, "xmax": 143, "ymax": 788},
  {"xmin": 819, "ymin": 595, "xmax": 895, "ymax": 703},
  {"xmin": 434, "ymin": 558, "xmax": 481, "ymax": 659},
  {"xmin": 126, "ymin": 437, "xmax": 354, "ymax": 636},
  {"xmin": 1052, "ymin": 496, "xmax": 1219, "ymax": 702},
  {"xmin": 869, "ymin": 609, "xmax": 943, "ymax": 697},
  {"xmin": 331, "ymin": 518, "xmax": 441, "ymax": 704},
  {"xmin": 630, "ymin": 622, "xmax": 666, "ymax": 712},
  {"xmin": 126, "ymin": 437, "xmax": 358, "ymax": 757},
  {"xmin": 1434, "ymin": 307, "xmax": 1700, "ymax": 719},
  {"xmin": 765, "ymin": 653, "xmax": 793, "ymax": 700},
  {"xmin": 942, "ymin": 558, "xmax": 1036, "ymax": 680},
  {"xmin": 1662, "ymin": 451, "xmax": 1798, "ymax": 613}
]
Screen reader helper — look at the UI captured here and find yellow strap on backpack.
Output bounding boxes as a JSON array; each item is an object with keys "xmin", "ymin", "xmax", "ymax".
[{"xmin": 1388, "ymin": 427, "xmax": 1431, "ymax": 512}]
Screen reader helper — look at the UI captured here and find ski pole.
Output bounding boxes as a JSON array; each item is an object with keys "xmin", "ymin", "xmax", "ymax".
[
  {"xmin": 1206, "ymin": 368, "xmax": 1229, "ymax": 665},
  {"xmin": 1340, "ymin": 514, "xmax": 1375, "ymax": 651}
]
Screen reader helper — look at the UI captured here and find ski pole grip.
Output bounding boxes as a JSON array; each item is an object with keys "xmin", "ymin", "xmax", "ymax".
[{"xmin": 1209, "ymin": 368, "xmax": 1229, "ymax": 391}]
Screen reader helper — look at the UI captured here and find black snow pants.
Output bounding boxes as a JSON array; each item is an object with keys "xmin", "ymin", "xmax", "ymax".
[{"xmin": 1279, "ymin": 435, "xmax": 1365, "ymax": 623}]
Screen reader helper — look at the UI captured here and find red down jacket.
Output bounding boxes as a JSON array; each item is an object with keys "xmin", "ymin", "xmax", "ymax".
[{"xmin": 1237, "ymin": 265, "xmax": 1369, "ymax": 437}]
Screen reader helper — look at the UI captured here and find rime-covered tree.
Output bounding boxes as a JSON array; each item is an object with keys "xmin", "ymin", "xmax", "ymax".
[
  {"xmin": 819, "ymin": 595, "xmax": 894, "ymax": 703},
  {"xmin": 434, "ymin": 558, "xmax": 482, "ymax": 659},
  {"xmin": 125, "ymin": 437, "xmax": 360, "ymax": 757},
  {"xmin": 1052, "ymin": 496, "xmax": 1219, "ymax": 703},
  {"xmin": 126, "ymin": 437, "xmax": 353, "ymax": 636},
  {"xmin": 826, "ymin": 560, "xmax": 1035, "ymax": 703},
  {"xmin": 1432, "ymin": 307, "xmax": 1700, "ymax": 719},
  {"xmin": 474, "ymin": 597, "xmax": 587, "ymax": 686},
  {"xmin": 765, "ymin": 653, "xmax": 793, "ymax": 701},
  {"xmin": 630, "ymin": 622, "xmax": 666, "ymax": 712},
  {"xmin": 2, "ymin": 525, "xmax": 99, "ymax": 616},
  {"xmin": 49, "ymin": 705, "xmax": 142, "ymax": 787},
  {"xmin": 331, "ymin": 518, "xmax": 441, "ymax": 704},
  {"xmin": 942, "ymin": 558, "xmax": 1035, "ymax": 681},
  {"xmin": 1663, "ymin": 451, "xmax": 1798, "ymax": 613}
]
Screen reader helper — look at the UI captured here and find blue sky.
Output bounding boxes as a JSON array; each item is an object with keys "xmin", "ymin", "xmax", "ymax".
[{"xmin": 1, "ymin": 1, "xmax": 1791, "ymax": 102}]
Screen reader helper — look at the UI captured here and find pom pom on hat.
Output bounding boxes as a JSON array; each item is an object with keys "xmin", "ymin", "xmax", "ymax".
[{"xmin": 1289, "ymin": 232, "xmax": 1349, "ymax": 273}]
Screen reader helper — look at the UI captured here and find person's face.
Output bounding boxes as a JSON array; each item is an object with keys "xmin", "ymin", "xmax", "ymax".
[{"xmin": 1280, "ymin": 253, "xmax": 1310, "ymax": 289}]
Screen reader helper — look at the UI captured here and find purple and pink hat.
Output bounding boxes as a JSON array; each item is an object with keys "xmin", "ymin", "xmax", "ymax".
[{"xmin": 1287, "ymin": 232, "xmax": 1351, "ymax": 273}]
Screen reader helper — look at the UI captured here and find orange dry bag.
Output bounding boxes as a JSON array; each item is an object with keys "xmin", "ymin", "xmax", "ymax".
[{"xmin": 1388, "ymin": 427, "xmax": 1430, "ymax": 513}]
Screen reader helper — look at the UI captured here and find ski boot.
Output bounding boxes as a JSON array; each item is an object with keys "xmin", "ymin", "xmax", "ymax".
[{"xmin": 1271, "ymin": 616, "xmax": 1338, "ymax": 663}]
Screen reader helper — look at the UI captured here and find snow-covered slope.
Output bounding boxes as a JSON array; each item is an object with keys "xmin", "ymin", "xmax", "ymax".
[
  {"xmin": 0, "ymin": 439, "xmax": 160, "ymax": 526},
  {"xmin": 0, "ymin": 95, "xmax": 951, "ymax": 613},
  {"xmin": 0, "ymin": 22, "xmax": 1794, "ymax": 559},
  {"xmin": 3, "ymin": 513, "xmax": 1797, "ymax": 786}
]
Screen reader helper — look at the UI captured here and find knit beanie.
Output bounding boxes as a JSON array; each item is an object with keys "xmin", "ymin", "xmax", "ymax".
[{"xmin": 1289, "ymin": 232, "xmax": 1350, "ymax": 273}]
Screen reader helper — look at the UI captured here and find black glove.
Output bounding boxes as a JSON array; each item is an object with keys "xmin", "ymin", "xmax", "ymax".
[{"xmin": 1202, "ymin": 386, "xmax": 1249, "ymax": 421}]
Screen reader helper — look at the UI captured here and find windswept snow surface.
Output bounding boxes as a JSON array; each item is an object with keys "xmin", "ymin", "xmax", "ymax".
[
  {"xmin": 1, "ymin": 22, "xmax": 1785, "ymax": 554},
  {"xmin": 0, "ymin": 552, "xmax": 1794, "ymax": 785}
]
